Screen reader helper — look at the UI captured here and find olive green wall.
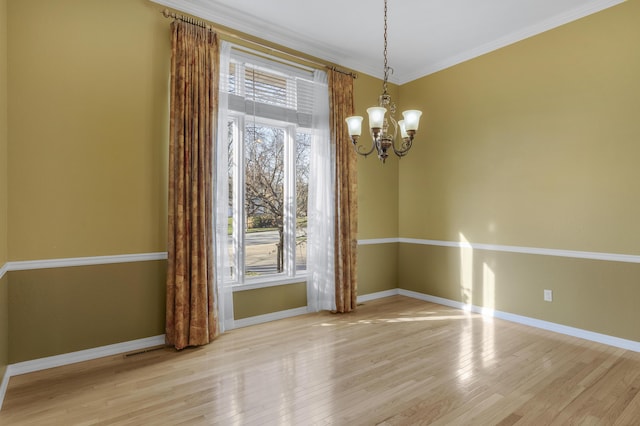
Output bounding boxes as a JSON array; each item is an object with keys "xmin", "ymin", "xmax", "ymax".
[
  {"xmin": 354, "ymin": 73, "xmax": 399, "ymax": 241},
  {"xmin": 8, "ymin": 261, "xmax": 166, "ymax": 363},
  {"xmin": 398, "ymin": 245, "xmax": 640, "ymax": 341},
  {"xmin": 233, "ymin": 283, "xmax": 307, "ymax": 320},
  {"xmin": 0, "ymin": 0, "xmax": 8, "ymax": 381},
  {"xmin": 0, "ymin": 0, "xmax": 7, "ymax": 267},
  {"xmin": 7, "ymin": 0, "xmax": 169, "ymax": 261},
  {"xmin": 397, "ymin": 1, "xmax": 640, "ymax": 340},
  {"xmin": 353, "ymin": 73, "xmax": 400, "ymax": 294},
  {"xmin": 5, "ymin": 0, "xmax": 170, "ymax": 363},
  {"xmin": 358, "ymin": 244, "xmax": 398, "ymax": 293},
  {"xmin": 399, "ymin": 1, "xmax": 639, "ymax": 250}
]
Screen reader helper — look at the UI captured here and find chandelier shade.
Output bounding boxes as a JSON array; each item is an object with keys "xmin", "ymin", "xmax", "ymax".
[
  {"xmin": 402, "ymin": 110, "xmax": 422, "ymax": 131},
  {"xmin": 345, "ymin": 115, "xmax": 363, "ymax": 136}
]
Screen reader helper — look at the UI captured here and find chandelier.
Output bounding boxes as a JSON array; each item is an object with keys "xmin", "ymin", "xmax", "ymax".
[{"xmin": 345, "ymin": 0, "xmax": 422, "ymax": 163}]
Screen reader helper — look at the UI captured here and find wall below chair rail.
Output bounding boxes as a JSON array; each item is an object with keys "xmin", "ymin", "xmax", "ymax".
[
  {"xmin": 398, "ymin": 241, "xmax": 640, "ymax": 343},
  {"xmin": 4, "ymin": 241, "xmax": 398, "ymax": 364},
  {"xmin": 8, "ymin": 260, "xmax": 166, "ymax": 364},
  {"xmin": 233, "ymin": 283, "xmax": 307, "ymax": 320},
  {"xmin": 358, "ymin": 243, "xmax": 398, "ymax": 294},
  {"xmin": 230, "ymin": 244, "xmax": 399, "ymax": 320}
]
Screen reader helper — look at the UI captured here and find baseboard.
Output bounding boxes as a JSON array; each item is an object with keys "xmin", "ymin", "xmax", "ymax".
[
  {"xmin": 0, "ymin": 367, "xmax": 10, "ymax": 411},
  {"xmin": 399, "ymin": 289, "xmax": 640, "ymax": 353},
  {"xmin": 232, "ymin": 290, "xmax": 400, "ymax": 329},
  {"xmin": 0, "ymin": 263, "xmax": 7, "ymax": 280},
  {"xmin": 0, "ymin": 334, "xmax": 166, "ymax": 410},
  {"xmin": 8, "ymin": 335, "xmax": 166, "ymax": 377},
  {"xmin": 232, "ymin": 307, "xmax": 310, "ymax": 329},
  {"xmin": 357, "ymin": 289, "xmax": 400, "ymax": 303}
]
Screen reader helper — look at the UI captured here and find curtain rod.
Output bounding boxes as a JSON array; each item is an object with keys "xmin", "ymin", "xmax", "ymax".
[
  {"xmin": 162, "ymin": 8, "xmax": 213, "ymax": 31},
  {"xmin": 160, "ymin": 8, "xmax": 357, "ymax": 79},
  {"xmin": 327, "ymin": 66, "xmax": 359, "ymax": 79}
]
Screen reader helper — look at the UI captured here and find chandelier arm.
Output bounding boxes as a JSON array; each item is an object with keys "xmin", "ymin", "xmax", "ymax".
[
  {"xmin": 391, "ymin": 137, "xmax": 413, "ymax": 157},
  {"xmin": 352, "ymin": 138, "xmax": 378, "ymax": 158}
]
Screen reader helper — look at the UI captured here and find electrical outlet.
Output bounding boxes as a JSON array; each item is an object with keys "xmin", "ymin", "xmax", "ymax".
[{"xmin": 544, "ymin": 289, "xmax": 553, "ymax": 302}]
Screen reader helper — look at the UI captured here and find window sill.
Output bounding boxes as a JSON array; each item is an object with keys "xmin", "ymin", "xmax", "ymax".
[{"xmin": 229, "ymin": 274, "xmax": 308, "ymax": 292}]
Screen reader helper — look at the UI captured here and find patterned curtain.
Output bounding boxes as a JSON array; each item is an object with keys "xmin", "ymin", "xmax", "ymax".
[
  {"xmin": 328, "ymin": 70, "xmax": 358, "ymax": 313},
  {"xmin": 166, "ymin": 21, "xmax": 220, "ymax": 350}
]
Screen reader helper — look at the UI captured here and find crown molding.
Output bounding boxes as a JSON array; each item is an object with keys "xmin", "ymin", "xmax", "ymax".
[
  {"xmin": 401, "ymin": 0, "xmax": 627, "ymax": 83},
  {"xmin": 151, "ymin": 0, "xmax": 625, "ymax": 85},
  {"xmin": 149, "ymin": 0, "xmax": 382, "ymax": 81}
]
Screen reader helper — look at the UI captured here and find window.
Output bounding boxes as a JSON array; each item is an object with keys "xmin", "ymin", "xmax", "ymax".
[{"xmin": 218, "ymin": 47, "xmax": 318, "ymax": 286}]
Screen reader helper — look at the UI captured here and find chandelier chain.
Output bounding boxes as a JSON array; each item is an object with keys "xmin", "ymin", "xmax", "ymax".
[{"xmin": 383, "ymin": 0, "xmax": 389, "ymax": 95}]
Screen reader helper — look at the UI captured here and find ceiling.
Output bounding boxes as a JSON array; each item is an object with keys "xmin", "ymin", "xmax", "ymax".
[{"xmin": 151, "ymin": 0, "xmax": 624, "ymax": 84}]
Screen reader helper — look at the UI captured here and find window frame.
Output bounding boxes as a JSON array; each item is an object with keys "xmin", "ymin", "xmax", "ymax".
[
  {"xmin": 225, "ymin": 113, "xmax": 308, "ymax": 288},
  {"xmin": 219, "ymin": 47, "xmax": 319, "ymax": 291}
]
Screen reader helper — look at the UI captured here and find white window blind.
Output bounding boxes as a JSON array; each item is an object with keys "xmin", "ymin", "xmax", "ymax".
[{"xmin": 220, "ymin": 48, "xmax": 315, "ymax": 127}]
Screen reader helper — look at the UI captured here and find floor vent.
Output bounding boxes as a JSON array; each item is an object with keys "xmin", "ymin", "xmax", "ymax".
[{"xmin": 124, "ymin": 346, "xmax": 165, "ymax": 358}]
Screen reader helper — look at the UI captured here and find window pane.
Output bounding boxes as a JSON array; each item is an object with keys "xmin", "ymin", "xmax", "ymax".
[
  {"xmin": 244, "ymin": 124, "xmax": 284, "ymax": 278},
  {"xmin": 226, "ymin": 119, "xmax": 237, "ymax": 281},
  {"xmin": 296, "ymin": 131, "xmax": 311, "ymax": 272}
]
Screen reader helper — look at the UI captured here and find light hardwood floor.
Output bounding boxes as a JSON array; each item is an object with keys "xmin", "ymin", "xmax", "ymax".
[{"xmin": 1, "ymin": 295, "xmax": 639, "ymax": 425}]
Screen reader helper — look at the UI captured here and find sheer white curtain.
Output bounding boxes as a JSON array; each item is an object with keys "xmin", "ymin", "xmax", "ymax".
[
  {"xmin": 215, "ymin": 43, "xmax": 334, "ymax": 321},
  {"xmin": 306, "ymin": 69, "xmax": 336, "ymax": 312},
  {"xmin": 214, "ymin": 40, "xmax": 233, "ymax": 332}
]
